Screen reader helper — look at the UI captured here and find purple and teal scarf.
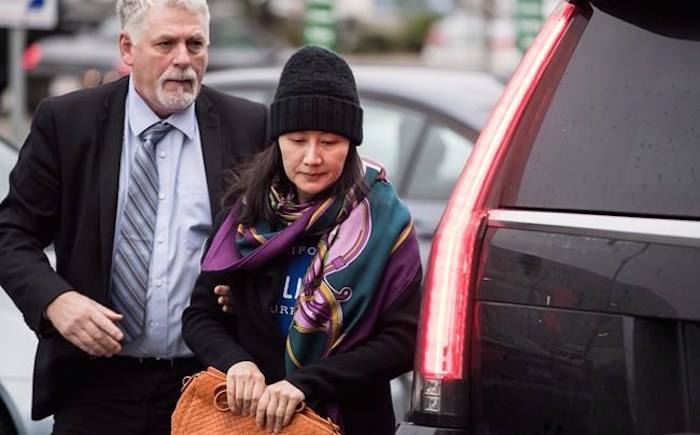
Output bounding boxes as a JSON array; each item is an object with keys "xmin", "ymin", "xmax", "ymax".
[{"xmin": 201, "ymin": 158, "xmax": 420, "ymax": 382}]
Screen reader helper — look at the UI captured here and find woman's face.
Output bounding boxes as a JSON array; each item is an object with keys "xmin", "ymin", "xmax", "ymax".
[{"xmin": 278, "ymin": 130, "xmax": 351, "ymax": 203}]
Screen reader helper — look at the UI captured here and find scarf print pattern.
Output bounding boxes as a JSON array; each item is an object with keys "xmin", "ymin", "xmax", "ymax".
[{"xmin": 200, "ymin": 159, "xmax": 421, "ymax": 399}]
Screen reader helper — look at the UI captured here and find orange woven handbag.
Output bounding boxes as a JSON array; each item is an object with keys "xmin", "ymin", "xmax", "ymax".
[{"xmin": 172, "ymin": 367, "xmax": 341, "ymax": 435}]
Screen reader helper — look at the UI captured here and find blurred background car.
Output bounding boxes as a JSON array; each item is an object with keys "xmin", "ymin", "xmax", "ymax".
[
  {"xmin": 22, "ymin": 12, "xmax": 290, "ymax": 111},
  {"xmin": 0, "ymin": 135, "xmax": 53, "ymax": 435},
  {"xmin": 205, "ymin": 64, "xmax": 503, "ymax": 421}
]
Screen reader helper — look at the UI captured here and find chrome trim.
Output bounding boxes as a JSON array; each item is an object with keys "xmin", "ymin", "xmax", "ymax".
[{"xmin": 488, "ymin": 210, "xmax": 700, "ymax": 248}]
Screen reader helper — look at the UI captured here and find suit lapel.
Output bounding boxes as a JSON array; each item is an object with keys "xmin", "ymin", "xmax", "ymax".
[
  {"xmin": 98, "ymin": 78, "xmax": 129, "ymax": 297},
  {"xmin": 196, "ymin": 88, "xmax": 224, "ymax": 220}
]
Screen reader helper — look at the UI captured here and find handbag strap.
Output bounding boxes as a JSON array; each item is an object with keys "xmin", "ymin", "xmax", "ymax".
[{"xmin": 213, "ymin": 383, "xmax": 228, "ymax": 411}]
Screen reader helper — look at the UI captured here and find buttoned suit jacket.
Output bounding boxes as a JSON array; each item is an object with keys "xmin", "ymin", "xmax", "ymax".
[{"xmin": 0, "ymin": 76, "xmax": 268, "ymax": 419}]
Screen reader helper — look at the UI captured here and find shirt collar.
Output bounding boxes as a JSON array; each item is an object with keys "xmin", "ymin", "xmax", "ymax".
[{"xmin": 127, "ymin": 76, "xmax": 196, "ymax": 141}]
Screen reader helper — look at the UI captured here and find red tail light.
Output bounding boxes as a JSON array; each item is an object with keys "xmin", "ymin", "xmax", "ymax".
[
  {"xmin": 22, "ymin": 42, "xmax": 42, "ymax": 71},
  {"xmin": 410, "ymin": 1, "xmax": 583, "ymax": 427}
]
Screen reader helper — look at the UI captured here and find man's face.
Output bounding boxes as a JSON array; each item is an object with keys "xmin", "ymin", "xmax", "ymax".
[{"xmin": 119, "ymin": 3, "xmax": 208, "ymax": 117}]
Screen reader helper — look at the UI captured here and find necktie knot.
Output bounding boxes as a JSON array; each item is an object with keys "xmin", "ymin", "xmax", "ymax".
[{"xmin": 141, "ymin": 122, "xmax": 174, "ymax": 147}]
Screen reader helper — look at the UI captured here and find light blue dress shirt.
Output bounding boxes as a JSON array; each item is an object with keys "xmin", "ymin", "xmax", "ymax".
[{"xmin": 113, "ymin": 78, "xmax": 212, "ymax": 358}]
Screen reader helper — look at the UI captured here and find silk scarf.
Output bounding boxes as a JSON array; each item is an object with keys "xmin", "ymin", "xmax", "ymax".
[{"xmin": 201, "ymin": 158, "xmax": 420, "ymax": 385}]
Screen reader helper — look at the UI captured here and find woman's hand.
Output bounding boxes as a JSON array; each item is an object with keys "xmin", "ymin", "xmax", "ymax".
[
  {"xmin": 214, "ymin": 285, "xmax": 234, "ymax": 313},
  {"xmin": 255, "ymin": 380, "xmax": 305, "ymax": 433},
  {"xmin": 226, "ymin": 361, "xmax": 266, "ymax": 416}
]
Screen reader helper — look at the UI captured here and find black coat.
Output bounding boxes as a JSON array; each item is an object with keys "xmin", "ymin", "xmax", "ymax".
[
  {"xmin": 0, "ymin": 76, "xmax": 267, "ymax": 419},
  {"xmin": 182, "ymin": 243, "xmax": 422, "ymax": 435}
]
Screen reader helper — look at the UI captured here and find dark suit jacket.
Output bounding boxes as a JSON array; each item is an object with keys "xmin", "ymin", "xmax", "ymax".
[{"xmin": 0, "ymin": 76, "xmax": 267, "ymax": 419}]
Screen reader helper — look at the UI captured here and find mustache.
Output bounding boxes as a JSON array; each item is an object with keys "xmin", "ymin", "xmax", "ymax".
[{"xmin": 159, "ymin": 67, "xmax": 197, "ymax": 86}]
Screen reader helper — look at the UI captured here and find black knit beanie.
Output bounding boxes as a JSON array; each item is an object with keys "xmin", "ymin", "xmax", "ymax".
[{"xmin": 268, "ymin": 45, "xmax": 363, "ymax": 146}]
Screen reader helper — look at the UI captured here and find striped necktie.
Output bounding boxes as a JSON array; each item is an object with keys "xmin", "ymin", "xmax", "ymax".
[{"xmin": 110, "ymin": 121, "xmax": 173, "ymax": 342}]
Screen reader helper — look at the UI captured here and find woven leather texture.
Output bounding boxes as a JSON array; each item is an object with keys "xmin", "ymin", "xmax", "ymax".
[{"xmin": 172, "ymin": 367, "xmax": 341, "ymax": 434}]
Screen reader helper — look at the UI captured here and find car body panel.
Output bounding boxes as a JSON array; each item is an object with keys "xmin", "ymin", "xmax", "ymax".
[
  {"xmin": 474, "ymin": 302, "xmax": 690, "ymax": 434},
  {"xmin": 471, "ymin": 215, "xmax": 700, "ymax": 432}
]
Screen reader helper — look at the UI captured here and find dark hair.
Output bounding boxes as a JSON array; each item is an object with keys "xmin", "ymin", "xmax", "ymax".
[{"xmin": 222, "ymin": 143, "xmax": 369, "ymax": 226}]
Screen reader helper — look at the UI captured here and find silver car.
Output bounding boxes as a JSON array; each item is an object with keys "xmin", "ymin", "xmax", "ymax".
[{"xmin": 0, "ymin": 136, "xmax": 53, "ymax": 435}]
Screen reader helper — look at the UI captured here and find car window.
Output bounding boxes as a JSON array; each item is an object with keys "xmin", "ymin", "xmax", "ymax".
[
  {"xmin": 500, "ymin": 3, "xmax": 700, "ymax": 217},
  {"xmin": 0, "ymin": 142, "xmax": 18, "ymax": 199},
  {"xmin": 360, "ymin": 100, "xmax": 423, "ymax": 186},
  {"xmin": 405, "ymin": 124, "xmax": 474, "ymax": 200}
]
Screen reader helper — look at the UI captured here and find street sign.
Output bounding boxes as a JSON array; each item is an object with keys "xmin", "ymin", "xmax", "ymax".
[
  {"xmin": 1, "ymin": 0, "xmax": 58, "ymax": 144},
  {"xmin": 0, "ymin": 0, "xmax": 58, "ymax": 30},
  {"xmin": 304, "ymin": 0, "xmax": 337, "ymax": 49},
  {"xmin": 514, "ymin": 0, "xmax": 560, "ymax": 53},
  {"xmin": 514, "ymin": 0, "xmax": 543, "ymax": 53}
]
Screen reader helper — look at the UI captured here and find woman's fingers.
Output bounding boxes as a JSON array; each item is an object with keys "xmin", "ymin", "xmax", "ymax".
[
  {"xmin": 234, "ymin": 372, "xmax": 246, "ymax": 413},
  {"xmin": 228, "ymin": 371, "xmax": 305, "ymax": 431},
  {"xmin": 255, "ymin": 390, "xmax": 271, "ymax": 429},
  {"xmin": 250, "ymin": 378, "xmax": 266, "ymax": 417},
  {"xmin": 266, "ymin": 394, "xmax": 281, "ymax": 431},
  {"xmin": 256, "ymin": 380, "xmax": 306, "ymax": 433},
  {"xmin": 280, "ymin": 398, "xmax": 298, "ymax": 430},
  {"xmin": 226, "ymin": 361, "xmax": 266, "ymax": 414},
  {"xmin": 273, "ymin": 396, "xmax": 297, "ymax": 433},
  {"xmin": 226, "ymin": 373, "xmax": 237, "ymax": 412},
  {"xmin": 240, "ymin": 373, "xmax": 266, "ymax": 415}
]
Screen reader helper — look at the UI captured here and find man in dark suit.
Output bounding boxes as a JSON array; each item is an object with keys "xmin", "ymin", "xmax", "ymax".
[{"xmin": 0, "ymin": 0, "xmax": 267, "ymax": 433}]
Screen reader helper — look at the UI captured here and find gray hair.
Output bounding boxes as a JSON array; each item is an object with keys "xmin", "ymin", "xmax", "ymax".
[{"xmin": 116, "ymin": 0, "xmax": 210, "ymax": 43}]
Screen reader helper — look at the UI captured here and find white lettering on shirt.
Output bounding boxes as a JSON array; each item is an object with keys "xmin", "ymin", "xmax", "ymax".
[{"xmin": 282, "ymin": 277, "xmax": 303, "ymax": 299}]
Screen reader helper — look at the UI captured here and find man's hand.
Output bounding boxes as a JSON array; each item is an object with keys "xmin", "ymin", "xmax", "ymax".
[
  {"xmin": 226, "ymin": 361, "xmax": 266, "ymax": 416},
  {"xmin": 214, "ymin": 285, "xmax": 234, "ymax": 313},
  {"xmin": 45, "ymin": 291, "xmax": 124, "ymax": 356},
  {"xmin": 255, "ymin": 380, "xmax": 305, "ymax": 433}
]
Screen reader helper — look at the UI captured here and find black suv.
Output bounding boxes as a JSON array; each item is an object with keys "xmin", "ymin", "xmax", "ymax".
[{"xmin": 397, "ymin": 0, "xmax": 700, "ymax": 434}]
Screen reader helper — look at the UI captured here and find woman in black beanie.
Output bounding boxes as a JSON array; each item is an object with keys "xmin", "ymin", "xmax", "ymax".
[{"xmin": 182, "ymin": 45, "xmax": 422, "ymax": 434}]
